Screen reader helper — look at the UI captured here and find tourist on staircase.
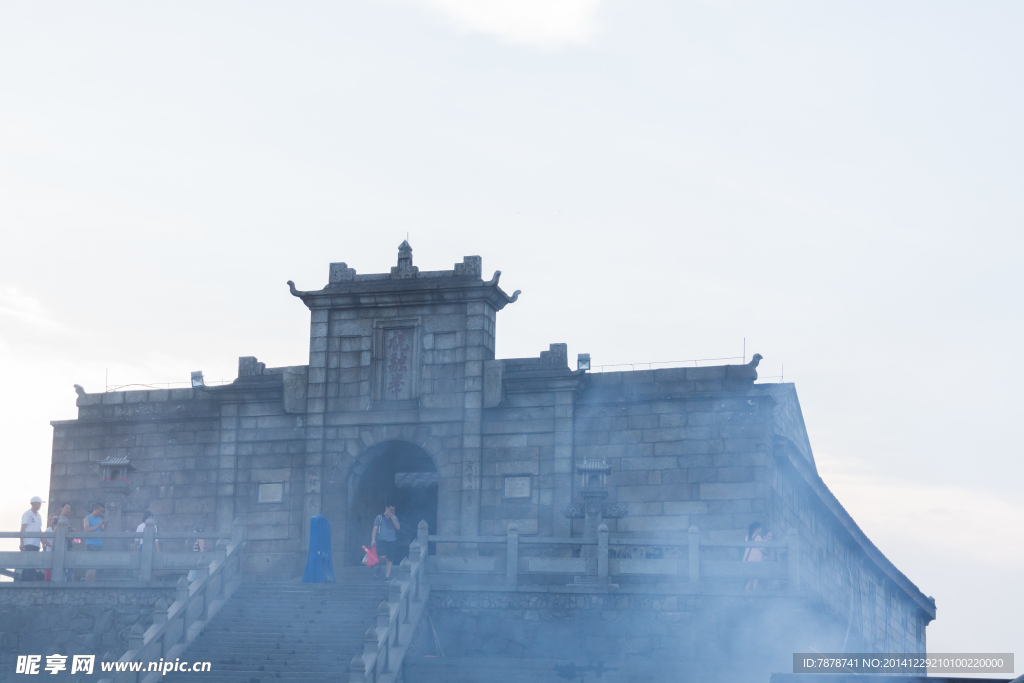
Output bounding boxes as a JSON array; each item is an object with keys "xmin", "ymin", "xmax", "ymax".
[{"xmin": 371, "ymin": 504, "xmax": 401, "ymax": 579}]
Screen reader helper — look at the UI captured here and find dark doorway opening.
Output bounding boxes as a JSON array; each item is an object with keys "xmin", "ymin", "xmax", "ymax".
[{"xmin": 346, "ymin": 441, "xmax": 437, "ymax": 566}]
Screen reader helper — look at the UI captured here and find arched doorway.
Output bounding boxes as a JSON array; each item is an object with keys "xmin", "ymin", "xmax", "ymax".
[{"xmin": 344, "ymin": 440, "xmax": 438, "ymax": 566}]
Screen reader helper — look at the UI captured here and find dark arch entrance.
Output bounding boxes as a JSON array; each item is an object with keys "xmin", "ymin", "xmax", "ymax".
[{"xmin": 345, "ymin": 440, "xmax": 438, "ymax": 566}]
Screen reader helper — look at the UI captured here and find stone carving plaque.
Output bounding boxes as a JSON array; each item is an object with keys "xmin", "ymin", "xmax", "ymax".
[
  {"xmin": 383, "ymin": 328, "xmax": 413, "ymax": 400},
  {"xmin": 258, "ymin": 483, "xmax": 284, "ymax": 503},
  {"xmin": 504, "ymin": 475, "xmax": 531, "ymax": 499}
]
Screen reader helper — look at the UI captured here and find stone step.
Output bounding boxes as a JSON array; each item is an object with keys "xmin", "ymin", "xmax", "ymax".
[{"xmin": 160, "ymin": 578, "xmax": 388, "ymax": 683}]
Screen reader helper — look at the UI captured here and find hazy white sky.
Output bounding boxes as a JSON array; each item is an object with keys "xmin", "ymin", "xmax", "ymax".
[{"xmin": 1, "ymin": 0, "xmax": 1021, "ymax": 664}]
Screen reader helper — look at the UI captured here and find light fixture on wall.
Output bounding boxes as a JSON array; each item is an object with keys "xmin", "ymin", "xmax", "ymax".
[
  {"xmin": 191, "ymin": 371, "xmax": 205, "ymax": 388},
  {"xmin": 577, "ymin": 353, "xmax": 591, "ymax": 371}
]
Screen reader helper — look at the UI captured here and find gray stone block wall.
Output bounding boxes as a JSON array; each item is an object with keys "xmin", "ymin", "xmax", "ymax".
[
  {"xmin": 0, "ymin": 585, "xmax": 174, "ymax": 659},
  {"xmin": 46, "ymin": 245, "xmax": 932, "ymax": 656},
  {"xmin": 571, "ymin": 371, "xmax": 772, "ymax": 540},
  {"xmin": 409, "ymin": 588, "xmax": 863, "ymax": 683},
  {"xmin": 50, "ymin": 389, "xmax": 221, "ymax": 540},
  {"xmin": 763, "ymin": 443, "xmax": 928, "ymax": 654}
]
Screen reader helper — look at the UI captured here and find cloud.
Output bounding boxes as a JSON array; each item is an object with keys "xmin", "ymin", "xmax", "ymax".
[
  {"xmin": 818, "ymin": 459, "xmax": 1024, "ymax": 567},
  {"xmin": 0, "ymin": 286, "xmax": 67, "ymax": 332},
  {"xmin": 412, "ymin": 0, "xmax": 602, "ymax": 46}
]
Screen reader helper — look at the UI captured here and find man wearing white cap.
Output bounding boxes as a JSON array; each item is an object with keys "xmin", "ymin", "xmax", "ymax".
[{"xmin": 20, "ymin": 496, "xmax": 44, "ymax": 553}]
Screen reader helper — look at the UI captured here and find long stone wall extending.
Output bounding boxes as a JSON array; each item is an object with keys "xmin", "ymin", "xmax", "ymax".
[
  {"xmin": 406, "ymin": 587, "xmax": 860, "ymax": 683},
  {"xmin": 0, "ymin": 585, "xmax": 174, "ymax": 664}
]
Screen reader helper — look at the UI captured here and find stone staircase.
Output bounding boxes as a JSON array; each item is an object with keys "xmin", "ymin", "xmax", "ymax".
[{"xmin": 162, "ymin": 568, "xmax": 390, "ymax": 682}]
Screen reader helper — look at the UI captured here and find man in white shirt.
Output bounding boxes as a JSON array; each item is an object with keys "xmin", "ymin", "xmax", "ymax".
[
  {"xmin": 20, "ymin": 496, "xmax": 44, "ymax": 553},
  {"xmin": 134, "ymin": 514, "xmax": 160, "ymax": 553}
]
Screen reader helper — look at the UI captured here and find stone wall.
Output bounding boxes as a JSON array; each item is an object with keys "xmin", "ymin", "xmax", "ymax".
[
  {"xmin": 407, "ymin": 587, "xmax": 860, "ymax": 683},
  {"xmin": 50, "ymin": 388, "xmax": 220, "ymax": 546},
  {"xmin": 572, "ymin": 368, "xmax": 771, "ymax": 540},
  {"xmin": 0, "ymin": 585, "xmax": 173, "ymax": 662},
  {"xmin": 765, "ymin": 439, "xmax": 929, "ymax": 653}
]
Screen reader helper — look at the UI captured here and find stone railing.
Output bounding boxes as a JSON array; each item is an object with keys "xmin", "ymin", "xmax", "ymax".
[
  {"xmin": 350, "ymin": 520, "xmax": 431, "ymax": 683},
  {"xmin": 427, "ymin": 524, "xmax": 800, "ymax": 591},
  {"xmin": 0, "ymin": 519, "xmax": 232, "ymax": 583},
  {"xmin": 94, "ymin": 518, "xmax": 246, "ymax": 683}
]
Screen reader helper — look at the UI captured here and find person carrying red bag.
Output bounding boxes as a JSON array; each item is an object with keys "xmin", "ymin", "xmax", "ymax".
[{"xmin": 370, "ymin": 504, "xmax": 401, "ymax": 579}]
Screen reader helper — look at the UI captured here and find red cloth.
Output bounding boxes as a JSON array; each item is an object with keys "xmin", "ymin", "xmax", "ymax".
[{"xmin": 362, "ymin": 545, "xmax": 379, "ymax": 568}]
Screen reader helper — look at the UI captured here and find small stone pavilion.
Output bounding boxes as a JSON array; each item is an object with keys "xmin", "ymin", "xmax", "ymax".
[{"xmin": 48, "ymin": 242, "xmax": 935, "ymax": 678}]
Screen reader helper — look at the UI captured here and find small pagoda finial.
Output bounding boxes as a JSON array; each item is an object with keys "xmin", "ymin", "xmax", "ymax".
[
  {"xmin": 397, "ymin": 240, "xmax": 413, "ymax": 269},
  {"xmin": 391, "ymin": 240, "xmax": 419, "ymax": 279}
]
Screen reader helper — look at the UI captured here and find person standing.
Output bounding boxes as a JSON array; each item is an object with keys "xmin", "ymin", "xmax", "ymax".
[
  {"xmin": 57, "ymin": 503, "xmax": 78, "ymax": 581},
  {"xmin": 20, "ymin": 496, "xmax": 44, "ymax": 553},
  {"xmin": 134, "ymin": 514, "xmax": 160, "ymax": 553},
  {"xmin": 20, "ymin": 496, "xmax": 44, "ymax": 581},
  {"xmin": 83, "ymin": 503, "xmax": 106, "ymax": 581},
  {"xmin": 187, "ymin": 525, "xmax": 205, "ymax": 582},
  {"xmin": 42, "ymin": 515, "xmax": 59, "ymax": 581},
  {"xmin": 743, "ymin": 520, "xmax": 764, "ymax": 591},
  {"xmin": 371, "ymin": 504, "xmax": 401, "ymax": 579}
]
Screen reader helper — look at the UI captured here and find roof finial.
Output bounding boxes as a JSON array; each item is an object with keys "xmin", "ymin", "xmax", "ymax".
[
  {"xmin": 397, "ymin": 240, "xmax": 412, "ymax": 269},
  {"xmin": 391, "ymin": 240, "xmax": 419, "ymax": 279}
]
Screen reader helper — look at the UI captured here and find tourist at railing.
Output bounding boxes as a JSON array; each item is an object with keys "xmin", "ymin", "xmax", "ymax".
[
  {"xmin": 187, "ymin": 525, "xmax": 206, "ymax": 582},
  {"xmin": 57, "ymin": 502, "xmax": 79, "ymax": 581},
  {"xmin": 133, "ymin": 513, "xmax": 160, "ymax": 553},
  {"xmin": 743, "ymin": 520, "xmax": 764, "ymax": 591},
  {"xmin": 19, "ymin": 496, "xmax": 45, "ymax": 581},
  {"xmin": 42, "ymin": 514, "xmax": 59, "ymax": 581},
  {"xmin": 371, "ymin": 504, "xmax": 401, "ymax": 579},
  {"xmin": 83, "ymin": 502, "xmax": 106, "ymax": 581}
]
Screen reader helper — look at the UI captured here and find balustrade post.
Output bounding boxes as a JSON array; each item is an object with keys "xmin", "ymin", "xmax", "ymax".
[
  {"xmin": 175, "ymin": 574, "xmax": 190, "ymax": 604},
  {"xmin": 786, "ymin": 528, "xmax": 801, "ymax": 594},
  {"xmin": 417, "ymin": 519, "xmax": 428, "ymax": 549},
  {"xmin": 408, "ymin": 541, "xmax": 422, "ymax": 601},
  {"xmin": 176, "ymin": 575, "xmax": 192, "ymax": 640},
  {"xmin": 597, "ymin": 523, "xmax": 609, "ymax": 584},
  {"xmin": 377, "ymin": 600, "xmax": 390, "ymax": 630},
  {"xmin": 388, "ymin": 580, "xmax": 401, "ymax": 645},
  {"xmin": 51, "ymin": 519, "xmax": 68, "ymax": 583},
  {"xmin": 364, "ymin": 625, "xmax": 380, "ymax": 679},
  {"xmin": 349, "ymin": 652, "xmax": 367, "ymax": 683},
  {"xmin": 506, "ymin": 522, "xmax": 519, "ymax": 588},
  {"xmin": 128, "ymin": 621, "xmax": 145, "ymax": 652},
  {"xmin": 398, "ymin": 557, "xmax": 411, "ymax": 584},
  {"xmin": 150, "ymin": 597, "xmax": 169, "ymax": 660},
  {"xmin": 152, "ymin": 598, "xmax": 168, "ymax": 627},
  {"xmin": 140, "ymin": 519, "xmax": 156, "ymax": 582},
  {"xmin": 231, "ymin": 517, "xmax": 245, "ymax": 547},
  {"xmin": 214, "ymin": 538, "xmax": 228, "ymax": 563},
  {"xmin": 688, "ymin": 525, "xmax": 700, "ymax": 588}
]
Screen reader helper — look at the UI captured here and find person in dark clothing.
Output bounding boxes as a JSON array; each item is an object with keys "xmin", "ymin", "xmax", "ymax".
[{"xmin": 371, "ymin": 505, "xmax": 401, "ymax": 579}]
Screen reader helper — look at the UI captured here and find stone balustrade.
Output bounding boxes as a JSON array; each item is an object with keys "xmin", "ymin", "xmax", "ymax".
[
  {"xmin": 349, "ymin": 520, "xmax": 431, "ymax": 683},
  {"xmin": 0, "ymin": 520, "xmax": 234, "ymax": 584},
  {"xmin": 89, "ymin": 519, "xmax": 245, "ymax": 683},
  {"xmin": 425, "ymin": 524, "xmax": 802, "ymax": 592}
]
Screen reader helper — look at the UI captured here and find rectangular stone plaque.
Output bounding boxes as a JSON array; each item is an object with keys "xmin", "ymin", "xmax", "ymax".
[
  {"xmin": 503, "ymin": 475, "xmax": 531, "ymax": 499},
  {"xmin": 258, "ymin": 483, "xmax": 284, "ymax": 503}
]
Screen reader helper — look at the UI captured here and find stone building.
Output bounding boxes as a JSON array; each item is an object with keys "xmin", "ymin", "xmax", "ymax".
[{"xmin": 46, "ymin": 242, "xmax": 935, "ymax": 673}]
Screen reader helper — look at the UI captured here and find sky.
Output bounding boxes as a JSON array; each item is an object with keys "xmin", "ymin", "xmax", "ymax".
[{"xmin": 0, "ymin": 0, "xmax": 1022, "ymax": 669}]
